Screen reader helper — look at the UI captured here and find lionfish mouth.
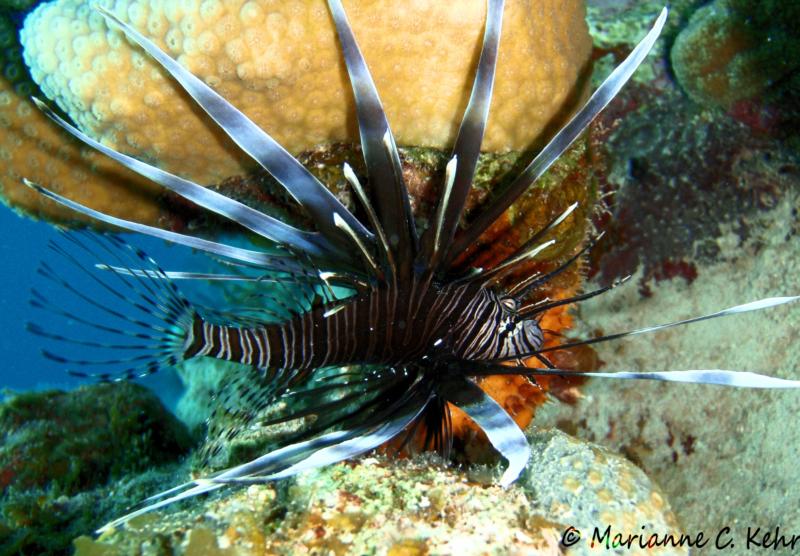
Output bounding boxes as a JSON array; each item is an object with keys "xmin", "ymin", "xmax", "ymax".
[{"xmin": 19, "ymin": 0, "xmax": 799, "ymax": 533}]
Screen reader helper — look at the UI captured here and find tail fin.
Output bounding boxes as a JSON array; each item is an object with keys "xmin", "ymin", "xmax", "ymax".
[{"xmin": 28, "ymin": 231, "xmax": 196, "ymax": 381}]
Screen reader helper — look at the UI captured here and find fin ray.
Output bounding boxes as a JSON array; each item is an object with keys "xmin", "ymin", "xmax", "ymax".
[
  {"xmin": 96, "ymin": 6, "xmax": 372, "ymax": 252},
  {"xmin": 452, "ymin": 8, "xmax": 668, "ymax": 257},
  {"xmin": 471, "ymin": 366, "xmax": 800, "ymax": 389},
  {"xmin": 438, "ymin": 376, "xmax": 529, "ymax": 487},
  {"xmin": 22, "ymin": 179, "xmax": 295, "ymax": 270},
  {"xmin": 528, "ymin": 295, "xmax": 800, "ymax": 357},
  {"xmin": 29, "ymin": 233, "xmax": 196, "ymax": 381},
  {"xmin": 32, "ymin": 98, "xmax": 330, "ymax": 259},
  {"xmin": 327, "ymin": 0, "xmax": 417, "ymax": 275},
  {"xmin": 427, "ymin": 0, "xmax": 505, "ymax": 271}
]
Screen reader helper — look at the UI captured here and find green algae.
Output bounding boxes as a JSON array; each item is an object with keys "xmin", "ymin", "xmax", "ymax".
[
  {"xmin": 586, "ymin": 0, "xmax": 702, "ymax": 88},
  {"xmin": 0, "ymin": 0, "xmax": 38, "ymax": 10},
  {"xmin": 0, "ymin": 383, "xmax": 193, "ymax": 494},
  {"xmin": 0, "ymin": 383, "xmax": 194, "ymax": 555}
]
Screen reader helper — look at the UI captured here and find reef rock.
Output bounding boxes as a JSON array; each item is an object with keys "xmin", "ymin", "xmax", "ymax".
[
  {"xmin": 74, "ymin": 429, "xmax": 685, "ymax": 556},
  {"xmin": 0, "ymin": 383, "xmax": 192, "ymax": 494},
  {"xmin": 0, "ymin": 382, "xmax": 193, "ymax": 554}
]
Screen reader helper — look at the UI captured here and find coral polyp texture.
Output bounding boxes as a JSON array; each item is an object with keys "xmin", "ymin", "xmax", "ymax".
[
  {"xmin": 0, "ymin": 13, "xmax": 161, "ymax": 223},
  {"xmin": 19, "ymin": 0, "xmax": 591, "ymax": 188}
]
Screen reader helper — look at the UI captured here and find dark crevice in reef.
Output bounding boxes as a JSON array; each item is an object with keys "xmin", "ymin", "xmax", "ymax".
[{"xmin": 589, "ymin": 84, "xmax": 799, "ymax": 294}]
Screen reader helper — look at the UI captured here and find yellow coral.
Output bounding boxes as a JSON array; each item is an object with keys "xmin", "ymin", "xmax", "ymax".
[
  {"xmin": 0, "ymin": 13, "xmax": 161, "ymax": 224},
  {"xmin": 20, "ymin": 0, "xmax": 591, "ymax": 188}
]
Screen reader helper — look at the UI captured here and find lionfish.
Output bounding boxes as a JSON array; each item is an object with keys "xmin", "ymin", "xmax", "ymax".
[{"xmin": 21, "ymin": 0, "xmax": 799, "ymax": 531}]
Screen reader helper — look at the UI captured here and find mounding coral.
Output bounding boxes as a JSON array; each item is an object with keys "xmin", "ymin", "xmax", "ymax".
[
  {"xmin": 18, "ymin": 0, "xmax": 591, "ymax": 187},
  {"xmin": 0, "ymin": 11, "xmax": 163, "ymax": 224}
]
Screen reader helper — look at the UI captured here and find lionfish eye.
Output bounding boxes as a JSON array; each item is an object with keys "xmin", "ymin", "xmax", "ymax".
[{"xmin": 499, "ymin": 297, "xmax": 518, "ymax": 312}]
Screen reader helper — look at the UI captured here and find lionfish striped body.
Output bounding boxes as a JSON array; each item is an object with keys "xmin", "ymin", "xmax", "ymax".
[
  {"xmin": 186, "ymin": 281, "xmax": 542, "ymax": 370},
  {"xmin": 21, "ymin": 0, "xmax": 800, "ymax": 531}
]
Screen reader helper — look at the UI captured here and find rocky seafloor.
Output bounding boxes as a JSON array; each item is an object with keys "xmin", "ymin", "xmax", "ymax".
[
  {"xmin": 542, "ymin": 0, "xmax": 800, "ymax": 543},
  {"xmin": 1, "ymin": 0, "xmax": 799, "ymax": 554}
]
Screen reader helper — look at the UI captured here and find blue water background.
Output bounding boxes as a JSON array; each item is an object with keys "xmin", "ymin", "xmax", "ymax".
[{"xmin": 0, "ymin": 206, "xmax": 185, "ymax": 406}]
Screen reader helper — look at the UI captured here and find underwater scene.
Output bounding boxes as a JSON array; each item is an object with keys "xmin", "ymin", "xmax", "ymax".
[{"xmin": 0, "ymin": 0, "xmax": 799, "ymax": 554}]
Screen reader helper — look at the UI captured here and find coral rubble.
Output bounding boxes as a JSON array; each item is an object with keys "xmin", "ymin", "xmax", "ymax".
[{"xmin": 538, "ymin": 0, "xmax": 800, "ymax": 540}]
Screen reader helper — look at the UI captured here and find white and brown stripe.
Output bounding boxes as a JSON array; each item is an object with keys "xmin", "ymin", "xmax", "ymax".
[{"xmin": 182, "ymin": 279, "xmax": 543, "ymax": 371}]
